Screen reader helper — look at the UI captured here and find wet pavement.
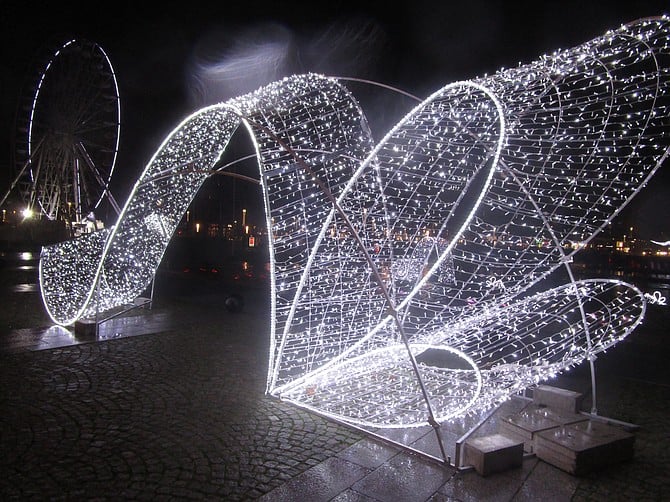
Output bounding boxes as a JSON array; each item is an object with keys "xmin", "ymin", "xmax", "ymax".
[{"xmin": 1, "ymin": 249, "xmax": 669, "ymax": 500}]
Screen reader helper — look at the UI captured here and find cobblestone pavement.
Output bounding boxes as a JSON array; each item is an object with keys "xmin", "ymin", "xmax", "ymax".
[
  {"xmin": 0, "ymin": 253, "xmax": 364, "ymax": 500},
  {"xmin": 0, "ymin": 330, "xmax": 366, "ymax": 500},
  {"xmin": 1, "ymin": 249, "xmax": 669, "ymax": 500}
]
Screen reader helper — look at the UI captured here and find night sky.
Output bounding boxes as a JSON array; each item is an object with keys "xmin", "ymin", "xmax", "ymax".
[{"xmin": 1, "ymin": 1, "xmax": 668, "ymax": 237}]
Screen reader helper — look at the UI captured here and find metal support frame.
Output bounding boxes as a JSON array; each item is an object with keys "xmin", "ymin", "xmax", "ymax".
[
  {"xmin": 286, "ymin": 384, "xmax": 640, "ymax": 473},
  {"xmin": 91, "ymin": 276, "xmax": 155, "ymax": 338},
  {"xmin": 579, "ymin": 411, "xmax": 640, "ymax": 431}
]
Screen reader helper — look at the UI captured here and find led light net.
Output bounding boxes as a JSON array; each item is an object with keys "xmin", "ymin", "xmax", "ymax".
[
  {"xmin": 39, "ymin": 17, "xmax": 669, "ymax": 427},
  {"xmin": 39, "ymin": 75, "xmax": 373, "ymax": 326}
]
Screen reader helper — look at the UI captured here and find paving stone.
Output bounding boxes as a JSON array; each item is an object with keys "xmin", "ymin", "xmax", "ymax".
[
  {"xmin": 259, "ymin": 456, "xmax": 371, "ymax": 501},
  {"xmin": 435, "ymin": 467, "xmax": 523, "ymax": 501},
  {"xmin": 351, "ymin": 453, "xmax": 453, "ymax": 502},
  {"xmin": 337, "ymin": 438, "xmax": 400, "ymax": 469},
  {"xmin": 462, "ymin": 433, "xmax": 524, "ymax": 476}
]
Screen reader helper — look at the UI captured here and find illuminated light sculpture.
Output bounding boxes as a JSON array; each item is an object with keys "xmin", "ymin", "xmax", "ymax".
[{"xmin": 39, "ymin": 18, "xmax": 669, "ymax": 435}]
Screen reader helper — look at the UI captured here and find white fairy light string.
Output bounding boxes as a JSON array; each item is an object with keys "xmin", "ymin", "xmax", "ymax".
[{"xmin": 39, "ymin": 17, "xmax": 669, "ymax": 436}]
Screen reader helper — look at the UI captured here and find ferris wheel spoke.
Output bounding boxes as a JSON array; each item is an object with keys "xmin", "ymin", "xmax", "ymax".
[
  {"xmin": 75, "ymin": 154, "xmax": 106, "ymax": 211},
  {"xmin": 76, "ymin": 142, "xmax": 112, "ymax": 190}
]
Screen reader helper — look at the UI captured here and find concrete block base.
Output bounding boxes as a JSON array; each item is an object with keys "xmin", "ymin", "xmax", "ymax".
[
  {"xmin": 500, "ymin": 404, "xmax": 588, "ymax": 452},
  {"xmin": 134, "ymin": 296, "xmax": 151, "ymax": 307},
  {"xmin": 74, "ymin": 319, "xmax": 97, "ymax": 340},
  {"xmin": 533, "ymin": 385, "xmax": 584, "ymax": 414},
  {"xmin": 535, "ymin": 420, "xmax": 635, "ymax": 475},
  {"xmin": 463, "ymin": 433, "xmax": 524, "ymax": 476}
]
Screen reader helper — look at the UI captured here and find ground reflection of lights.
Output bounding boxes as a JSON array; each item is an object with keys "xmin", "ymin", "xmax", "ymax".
[
  {"xmin": 37, "ymin": 325, "xmax": 76, "ymax": 350},
  {"xmin": 38, "ymin": 17, "xmax": 670, "ymax": 437},
  {"xmin": 12, "ymin": 283, "xmax": 37, "ymax": 293}
]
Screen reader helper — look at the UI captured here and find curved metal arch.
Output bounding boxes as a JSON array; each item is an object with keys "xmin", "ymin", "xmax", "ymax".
[
  {"xmin": 267, "ymin": 82, "xmax": 506, "ymax": 429},
  {"xmin": 39, "ymin": 74, "xmax": 375, "ymax": 326},
  {"xmin": 268, "ymin": 16, "xmax": 670, "ymax": 426}
]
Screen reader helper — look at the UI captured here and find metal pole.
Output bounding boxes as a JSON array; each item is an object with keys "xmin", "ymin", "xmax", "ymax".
[
  {"xmin": 564, "ymin": 264, "xmax": 598, "ymax": 415},
  {"xmin": 149, "ymin": 277, "xmax": 156, "ymax": 310},
  {"xmin": 95, "ymin": 275, "xmax": 101, "ymax": 339}
]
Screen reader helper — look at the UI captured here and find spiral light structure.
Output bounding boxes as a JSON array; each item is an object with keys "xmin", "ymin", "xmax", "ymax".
[{"xmin": 40, "ymin": 17, "xmax": 670, "ymax": 427}]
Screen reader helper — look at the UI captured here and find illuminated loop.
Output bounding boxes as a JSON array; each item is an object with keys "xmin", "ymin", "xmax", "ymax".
[
  {"xmin": 40, "ymin": 74, "xmax": 373, "ymax": 326},
  {"xmin": 279, "ymin": 344, "xmax": 483, "ymax": 428},
  {"xmin": 39, "ymin": 17, "xmax": 670, "ymax": 426},
  {"xmin": 268, "ymin": 81, "xmax": 506, "ymax": 425}
]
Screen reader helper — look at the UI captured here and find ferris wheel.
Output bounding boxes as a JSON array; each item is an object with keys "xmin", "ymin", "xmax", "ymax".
[{"xmin": 4, "ymin": 39, "xmax": 122, "ymax": 225}]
